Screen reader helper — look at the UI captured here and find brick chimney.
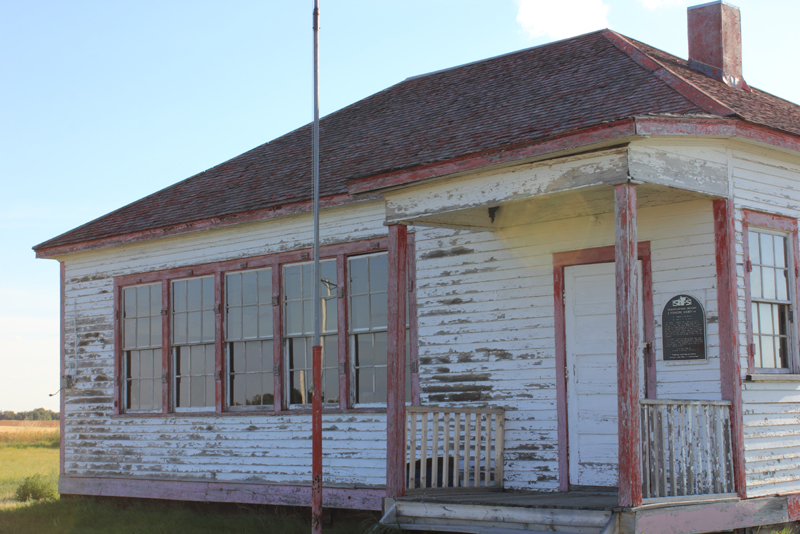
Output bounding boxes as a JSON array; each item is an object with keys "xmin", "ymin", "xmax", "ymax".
[{"xmin": 687, "ymin": 1, "xmax": 748, "ymax": 89}]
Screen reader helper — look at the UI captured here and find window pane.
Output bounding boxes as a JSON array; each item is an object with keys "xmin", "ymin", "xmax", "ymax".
[
  {"xmin": 206, "ymin": 376, "xmax": 215, "ymax": 407},
  {"xmin": 246, "ymin": 341, "xmax": 261, "ymax": 372},
  {"xmin": 227, "ymin": 274, "xmax": 242, "ymax": 307},
  {"xmin": 259, "ymin": 305, "xmax": 273, "ymax": 338},
  {"xmin": 258, "ymin": 270, "xmax": 272, "ymax": 304},
  {"xmin": 124, "ymin": 288, "xmax": 137, "ymax": 318},
  {"xmin": 302, "ymin": 264, "xmax": 314, "ymax": 299},
  {"xmin": 128, "ymin": 350, "xmax": 140, "ymax": 379},
  {"xmin": 286, "ymin": 302, "xmax": 303, "ymax": 335},
  {"xmin": 140, "ymin": 380, "xmax": 153, "ymax": 410},
  {"xmin": 191, "ymin": 344, "xmax": 206, "ymax": 374},
  {"xmin": 205, "ymin": 344, "xmax": 214, "ymax": 374},
  {"xmin": 140, "ymin": 350, "xmax": 154, "ymax": 379},
  {"xmin": 375, "ymin": 364, "xmax": 387, "ymax": 403},
  {"xmin": 751, "ymin": 266, "xmax": 762, "ymax": 299},
  {"xmin": 350, "ymin": 258, "xmax": 369, "ymax": 295},
  {"xmin": 187, "ymin": 279, "xmax": 202, "ymax": 311},
  {"xmin": 124, "ymin": 318, "xmax": 136, "ymax": 348},
  {"xmin": 763, "ymin": 267, "xmax": 777, "ymax": 300},
  {"xmin": 136, "ymin": 286, "xmax": 150, "ymax": 318},
  {"xmin": 179, "ymin": 347, "xmax": 190, "ymax": 377},
  {"xmin": 227, "ymin": 307, "xmax": 242, "ymax": 340},
  {"xmin": 371, "ymin": 293, "xmax": 388, "ymax": 329},
  {"xmin": 285, "ymin": 266, "xmax": 302, "ymax": 300},
  {"xmin": 187, "ymin": 311, "xmax": 202, "ymax": 343},
  {"xmin": 303, "ymin": 299, "xmax": 313, "ymax": 334},
  {"xmin": 243, "ymin": 306, "xmax": 258, "ymax": 338},
  {"xmin": 370, "ymin": 255, "xmax": 388, "ymax": 293},
  {"xmin": 150, "ymin": 285, "xmax": 161, "ymax": 316},
  {"xmin": 761, "ymin": 233, "xmax": 775, "ymax": 267},
  {"xmin": 749, "ymin": 233, "xmax": 761, "ymax": 265},
  {"xmin": 178, "ymin": 377, "xmax": 190, "ymax": 407},
  {"xmin": 137, "ymin": 318, "xmax": 150, "ymax": 347},
  {"xmin": 778, "ymin": 270, "xmax": 789, "ymax": 301},
  {"xmin": 358, "ymin": 367, "xmax": 374, "ymax": 404},
  {"xmin": 202, "ymin": 277, "xmax": 214, "ymax": 310},
  {"xmin": 151, "ymin": 316, "xmax": 162, "ymax": 347},
  {"xmin": 356, "ymin": 333, "xmax": 375, "ymax": 368},
  {"xmin": 173, "ymin": 281, "xmax": 187, "ymax": 312},
  {"xmin": 262, "ymin": 371, "xmax": 275, "ymax": 406},
  {"xmin": 243, "ymin": 272, "xmax": 258, "ymax": 306},
  {"xmin": 351, "ymin": 295, "xmax": 369, "ymax": 330},
  {"xmin": 375, "ymin": 331, "xmax": 388, "ymax": 367},
  {"xmin": 322, "ymin": 297, "xmax": 337, "ymax": 333},
  {"xmin": 191, "ymin": 377, "xmax": 205, "ymax": 406},
  {"xmin": 130, "ymin": 380, "xmax": 140, "ymax": 408},
  {"xmin": 174, "ymin": 313, "xmax": 187, "ymax": 344},
  {"xmin": 775, "ymin": 235, "xmax": 786, "ymax": 267},
  {"xmin": 759, "ymin": 303, "xmax": 774, "ymax": 335},
  {"xmin": 231, "ymin": 342, "xmax": 244, "ymax": 374},
  {"xmin": 202, "ymin": 310, "xmax": 214, "ymax": 342}
]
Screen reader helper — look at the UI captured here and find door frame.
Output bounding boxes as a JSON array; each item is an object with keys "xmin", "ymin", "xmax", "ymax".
[{"xmin": 553, "ymin": 242, "xmax": 654, "ymax": 492}]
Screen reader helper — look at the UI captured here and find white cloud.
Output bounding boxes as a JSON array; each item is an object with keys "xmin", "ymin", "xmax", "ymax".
[
  {"xmin": 516, "ymin": 0, "xmax": 610, "ymax": 40},
  {"xmin": 637, "ymin": 0, "xmax": 689, "ymax": 9}
]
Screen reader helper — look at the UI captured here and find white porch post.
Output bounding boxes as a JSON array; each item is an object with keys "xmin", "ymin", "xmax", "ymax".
[{"xmin": 615, "ymin": 182, "xmax": 642, "ymax": 507}]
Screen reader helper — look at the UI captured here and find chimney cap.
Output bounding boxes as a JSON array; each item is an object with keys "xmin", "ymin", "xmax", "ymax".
[{"xmin": 688, "ymin": 0, "xmax": 740, "ymax": 12}]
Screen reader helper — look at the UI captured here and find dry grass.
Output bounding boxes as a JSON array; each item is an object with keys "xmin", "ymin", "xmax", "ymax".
[
  {"xmin": 0, "ymin": 428, "xmax": 59, "ymax": 449},
  {"xmin": 0, "ymin": 421, "xmax": 59, "ymax": 429}
]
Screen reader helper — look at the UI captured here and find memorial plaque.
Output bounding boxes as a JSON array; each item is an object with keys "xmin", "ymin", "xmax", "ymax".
[{"xmin": 662, "ymin": 294, "xmax": 706, "ymax": 361}]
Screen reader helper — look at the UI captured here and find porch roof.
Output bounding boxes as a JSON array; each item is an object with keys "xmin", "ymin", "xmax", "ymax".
[{"xmin": 35, "ymin": 30, "xmax": 800, "ymax": 258}]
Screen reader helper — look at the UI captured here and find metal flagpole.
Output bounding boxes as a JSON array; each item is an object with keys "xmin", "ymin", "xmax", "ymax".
[{"xmin": 311, "ymin": 1, "xmax": 323, "ymax": 533}]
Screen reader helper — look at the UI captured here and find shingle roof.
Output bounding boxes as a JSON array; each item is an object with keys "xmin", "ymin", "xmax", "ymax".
[{"xmin": 34, "ymin": 29, "xmax": 800, "ymax": 254}]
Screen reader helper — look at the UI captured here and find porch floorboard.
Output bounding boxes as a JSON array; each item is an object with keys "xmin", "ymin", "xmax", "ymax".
[{"xmin": 397, "ymin": 490, "xmax": 619, "ymax": 511}]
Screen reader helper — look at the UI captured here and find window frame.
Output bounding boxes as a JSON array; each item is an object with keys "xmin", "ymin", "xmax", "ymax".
[
  {"xmin": 743, "ymin": 210, "xmax": 800, "ymax": 375},
  {"xmin": 113, "ymin": 235, "xmax": 418, "ymax": 416}
]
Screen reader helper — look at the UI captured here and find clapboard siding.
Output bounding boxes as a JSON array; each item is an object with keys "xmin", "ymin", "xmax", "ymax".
[
  {"xmin": 414, "ymin": 198, "xmax": 720, "ymax": 491},
  {"xmin": 732, "ymin": 146, "xmax": 800, "ymax": 497},
  {"xmin": 60, "ymin": 201, "xmax": 390, "ymax": 487}
]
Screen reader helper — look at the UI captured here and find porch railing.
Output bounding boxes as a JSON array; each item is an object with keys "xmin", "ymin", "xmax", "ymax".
[
  {"xmin": 405, "ymin": 406, "xmax": 505, "ymax": 492},
  {"xmin": 640, "ymin": 399, "xmax": 734, "ymax": 499}
]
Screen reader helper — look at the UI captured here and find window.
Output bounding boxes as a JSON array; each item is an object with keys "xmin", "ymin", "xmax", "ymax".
[
  {"xmin": 226, "ymin": 268, "xmax": 274, "ymax": 409},
  {"xmin": 744, "ymin": 211, "xmax": 799, "ymax": 373},
  {"xmin": 283, "ymin": 261, "xmax": 338, "ymax": 406},
  {"xmin": 172, "ymin": 277, "xmax": 215, "ymax": 410},
  {"xmin": 114, "ymin": 236, "xmax": 417, "ymax": 415},
  {"xmin": 122, "ymin": 284, "xmax": 162, "ymax": 412}
]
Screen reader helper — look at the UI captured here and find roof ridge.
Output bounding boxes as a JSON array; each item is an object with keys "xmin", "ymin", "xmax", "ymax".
[{"xmin": 600, "ymin": 29, "xmax": 736, "ymax": 118}]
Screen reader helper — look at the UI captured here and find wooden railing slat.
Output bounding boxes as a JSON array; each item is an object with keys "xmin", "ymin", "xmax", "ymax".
[
  {"xmin": 640, "ymin": 400, "xmax": 733, "ymax": 500},
  {"xmin": 443, "ymin": 411, "xmax": 450, "ymax": 489},
  {"xmin": 432, "ymin": 411, "xmax": 439, "ymax": 489},
  {"xmin": 409, "ymin": 410, "xmax": 417, "ymax": 490}
]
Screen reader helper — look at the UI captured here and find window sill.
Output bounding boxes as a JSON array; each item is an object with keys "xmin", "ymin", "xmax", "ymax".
[
  {"xmin": 746, "ymin": 374, "xmax": 800, "ymax": 382},
  {"xmin": 114, "ymin": 407, "xmax": 388, "ymax": 418}
]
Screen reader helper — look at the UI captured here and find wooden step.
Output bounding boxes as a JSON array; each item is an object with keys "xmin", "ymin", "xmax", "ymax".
[{"xmin": 382, "ymin": 500, "xmax": 616, "ymax": 534}]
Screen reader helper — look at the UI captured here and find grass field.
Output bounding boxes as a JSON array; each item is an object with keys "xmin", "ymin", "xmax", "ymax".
[{"xmin": 0, "ymin": 424, "xmax": 392, "ymax": 533}]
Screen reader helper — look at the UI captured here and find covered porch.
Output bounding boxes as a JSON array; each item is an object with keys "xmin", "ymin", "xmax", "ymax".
[{"xmin": 378, "ymin": 144, "xmax": 747, "ymax": 532}]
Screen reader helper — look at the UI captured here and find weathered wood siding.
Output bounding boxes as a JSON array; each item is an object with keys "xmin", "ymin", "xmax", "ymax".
[
  {"xmin": 413, "ymin": 198, "xmax": 720, "ymax": 491},
  {"xmin": 61, "ymin": 201, "xmax": 390, "ymax": 487},
  {"xmin": 732, "ymin": 146, "xmax": 800, "ymax": 497}
]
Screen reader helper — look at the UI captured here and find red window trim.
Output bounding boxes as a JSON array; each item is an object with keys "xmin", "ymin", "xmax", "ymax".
[
  {"xmin": 742, "ymin": 210, "xmax": 800, "ymax": 374},
  {"xmin": 113, "ymin": 235, "xmax": 419, "ymax": 416}
]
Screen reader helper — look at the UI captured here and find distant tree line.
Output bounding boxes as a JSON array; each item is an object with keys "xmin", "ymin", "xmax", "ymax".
[{"xmin": 0, "ymin": 408, "xmax": 60, "ymax": 421}]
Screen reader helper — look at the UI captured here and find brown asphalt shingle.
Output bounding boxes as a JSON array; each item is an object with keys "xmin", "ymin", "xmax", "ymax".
[{"xmin": 34, "ymin": 30, "xmax": 800, "ymax": 253}]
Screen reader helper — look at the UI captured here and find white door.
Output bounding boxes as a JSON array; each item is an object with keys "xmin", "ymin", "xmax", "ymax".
[{"xmin": 564, "ymin": 262, "xmax": 643, "ymax": 488}]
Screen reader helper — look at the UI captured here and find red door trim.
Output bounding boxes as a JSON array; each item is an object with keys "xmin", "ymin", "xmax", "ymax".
[{"xmin": 552, "ymin": 240, "xmax": 653, "ymax": 493}]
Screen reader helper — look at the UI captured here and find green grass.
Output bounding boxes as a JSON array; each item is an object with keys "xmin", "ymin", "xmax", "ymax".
[
  {"xmin": 1, "ymin": 499, "xmax": 384, "ymax": 534},
  {"xmin": 0, "ymin": 442, "xmax": 59, "ymax": 506},
  {"xmin": 0, "ymin": 429, "xmax": 388, "ymax": 533}
]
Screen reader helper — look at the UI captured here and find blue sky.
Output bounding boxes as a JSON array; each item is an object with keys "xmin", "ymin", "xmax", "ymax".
[{"xmin": 2, "ymin": 0, "xmax": 799, "ymax": 411}]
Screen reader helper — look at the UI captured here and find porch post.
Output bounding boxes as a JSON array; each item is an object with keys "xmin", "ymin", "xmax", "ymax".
[
  {"xmin": 386, "ymin": 224, "xmax": 408, "ymax": 499},
  {"xmin": 713, "ymin": 199, "xmax": 746, "ymax": 498},
  {"xmin": 615, "ymin": 183, "xmax": 642, "ymax": 507}
]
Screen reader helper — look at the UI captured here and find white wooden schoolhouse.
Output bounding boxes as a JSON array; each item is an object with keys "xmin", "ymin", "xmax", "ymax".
[{"xmin": 34, "ymin": 2, "xmax": 800, "ymax": 532}]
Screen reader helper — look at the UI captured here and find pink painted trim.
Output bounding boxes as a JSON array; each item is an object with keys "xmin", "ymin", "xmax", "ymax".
[
  {"xmin": 615, "ymin": 183, "xmax": 642, "ymax": 508},
  {"xmin": 552, "ymin": 266, "xmax": 568, "ymax": 492},
  {"xmin": 386, "ymin": 224, "xmax": 408, "ymax": 499},
  {"xmin": 552, "ymin": 241, "xmax": 654, "ymax": 492},
  {"xmin": 713, "ymin": 199, "xmax": 746, "ymax": 499},
  {"xmin": 741, "ymin": 209, "xmax": 800, "ymax": 375},
  {"xmin": 161, "ymin": 279, "xmax": 170, "ymax": 414},
  {"xmin": 273, "ymin": 266, "xmax": 283, "ymax": 412},
  {"xmin": 789, "ymin": 494, "xmax": 800, "ymax": 521},
  {"xmin": 59, "ymin": 261, "xmax": 66, "ymax": 476},
  {"xmin": 408, "ymin": 236, "xmax": 420, "ymax": 406},
  {"xmin": 214, "ymin": 272, "xmax": 224, "ymax": 413},
  {"xmin": 58, "ymin": 476, "xmax": 383, "ymax": 511},
  {"xmin": 34, "ymin": 192, "xmax": 366, "ymax": 259},
  {"xmin": 337, "ymin": 254, "xmax": 349, "ymax": 410}
]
